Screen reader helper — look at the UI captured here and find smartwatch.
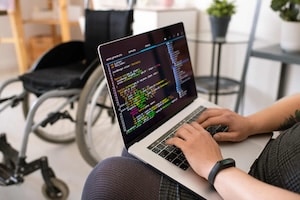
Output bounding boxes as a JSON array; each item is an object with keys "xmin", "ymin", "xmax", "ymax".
[{"xmin": 208, "ymin": 158, "xmax": 236, "ymax": 186}]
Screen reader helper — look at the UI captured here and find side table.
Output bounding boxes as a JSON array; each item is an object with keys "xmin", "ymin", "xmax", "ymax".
[{"xmin": 187, "ymin": 32, "xmax": 248, "ymax": 104}]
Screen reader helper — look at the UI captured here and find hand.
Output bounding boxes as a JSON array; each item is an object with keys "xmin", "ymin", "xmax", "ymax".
[
  {"xmin": 197, "ymin": 108, "xmax": 252, "ymax": 142},
  {"xmin": 166, "ymin": 122, "xmax": 222, "ymax": 180}
]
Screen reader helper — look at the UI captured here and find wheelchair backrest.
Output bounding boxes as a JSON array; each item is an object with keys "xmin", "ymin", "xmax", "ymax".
[{"xmin": 84, "ymin": 9, "xmax": 134, "ymax": 67}]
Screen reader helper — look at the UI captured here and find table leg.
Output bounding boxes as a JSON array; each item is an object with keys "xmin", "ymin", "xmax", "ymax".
[
  {"xmin": 214, "ymin": 43, "xmax": 222, "ymax": 104},
  {"xmin": 277, "ymin": 63, "xmax": 288, "ymax": 99},
  {"xmin": 209, "ymin": 43, "xmax": 216, "ymax": 102}
]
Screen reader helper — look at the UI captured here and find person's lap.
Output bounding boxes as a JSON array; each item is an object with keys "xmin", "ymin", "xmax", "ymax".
[
  {"xmin": 81, "ymin": 153, "xmax": 160, "ymax": 200},
  {"xmin": 82, "ymin": 123, "xmax": 300, "ymax": 199},
  {"xmin": 81, "ymin": 149, "xmax": 201, "ymax": 200},
  {"xmin": 249, "ymin": 122, "xmax": 300, "ymax": 193}
]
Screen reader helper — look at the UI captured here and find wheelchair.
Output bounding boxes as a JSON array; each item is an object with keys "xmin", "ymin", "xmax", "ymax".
[
  {"xmin": 0, "ymin": 0, "xmax": 134, "ymax": 198},
  {"xmin": 76, "ymin": 66, "xmax": 124, "ymax": 167}
]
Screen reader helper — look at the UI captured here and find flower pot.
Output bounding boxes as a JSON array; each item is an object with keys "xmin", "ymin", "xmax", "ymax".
[
  {"xmin": 209, "ymin": 16, "xmax": 231, "ymax": 40},
  {"xmin": 280, "ymin": 20, "xmax": 300, "ymax": 53},
  {"xmin": 161, "ymin": 0, "xmax": 174, "ymax": 7}
]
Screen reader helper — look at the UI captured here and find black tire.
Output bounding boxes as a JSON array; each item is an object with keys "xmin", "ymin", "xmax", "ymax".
[
  {"xmin": 22, "ymin": 91, "xmax": 76, "ymax": 143},
  {"xmin": 41, "ymin": 178, "xmax": 69, "ymax": 200},
  {"xmin": 76, "ymin": 67, "xmax": 124, "ymax": 167}
]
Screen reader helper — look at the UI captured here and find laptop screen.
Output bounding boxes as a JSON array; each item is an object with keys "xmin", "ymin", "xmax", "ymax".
[{"xmin": 98, "ymin": 23, "xmax": 197, "ymax": 147}]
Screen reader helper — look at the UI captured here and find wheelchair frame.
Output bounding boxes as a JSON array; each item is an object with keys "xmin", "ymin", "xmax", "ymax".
[
  {"xmin": 0, "ymin": 77, "xmax": 74, "ymax": 199},
  {"xmin": 76, "ymin": 67, "xmax": 122, "ymax": 167},
  {"xmin": 0, "ymin": 64, "xmax": 120, "ymax": 198},
  {"xmin": 0, "ymin": 1, "xmax": 135, "ymax": 198}
]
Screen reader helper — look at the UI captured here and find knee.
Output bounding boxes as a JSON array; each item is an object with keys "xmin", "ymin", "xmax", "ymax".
[
  {"xmin": 81, "ymin": 156, "xmax": 160, "ymax": 200},
  {"xmin": 81, "ymin": 157, "xmax": 123, "ymax": 200}
]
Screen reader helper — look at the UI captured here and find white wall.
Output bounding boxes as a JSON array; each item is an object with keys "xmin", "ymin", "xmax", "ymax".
[
  {"xmin": 94, "ymin": 0, "xmax": 296, "ymax": 114},
  {"xmin": 1, "ymin": 0, "xmax": 299, "ymax": 115},
  {"xmin": 194, "ymin": 0, "xmax": 300, "ymax": 115}
]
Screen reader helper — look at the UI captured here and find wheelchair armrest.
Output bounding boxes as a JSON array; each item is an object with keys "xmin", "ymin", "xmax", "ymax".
[
  {"xmin": 80, "ymin": 57, "xmax": 101, "ymax": 82},
  {"xmin": 31, "ymin": 41, "xmax": 85, "ymax": 71}
]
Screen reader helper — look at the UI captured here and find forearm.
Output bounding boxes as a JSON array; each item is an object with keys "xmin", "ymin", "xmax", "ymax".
[
  {"xmin": 246, "ymin": 93, "xmax": 300, "ymax": 135},
  {"xmin": 214, "ymin": 167, "xmax": 300, "ymax": 200}
]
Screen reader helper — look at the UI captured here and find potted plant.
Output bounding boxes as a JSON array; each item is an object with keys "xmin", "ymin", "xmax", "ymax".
[
  {"xmin": 271, "ymin": 0, "xmax": 300, "ymax": 52},
  {"xmin": 206, "ymin": 0, "xmax": 236, "ymax": 40}
]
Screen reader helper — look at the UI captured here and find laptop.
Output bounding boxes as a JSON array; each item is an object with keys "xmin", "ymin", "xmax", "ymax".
[{"xmin": 98, "ymin": 22, "xmax": 271, "ymax": 199}]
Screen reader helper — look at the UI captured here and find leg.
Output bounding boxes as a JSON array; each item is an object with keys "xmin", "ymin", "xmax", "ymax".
[
  {"xmin": 249, "ymin": 123, "xmax": 300, "ymax": 194},
  {"xmin": 81, "ymin": 156, "xmax": 160, "ymax": 200}
]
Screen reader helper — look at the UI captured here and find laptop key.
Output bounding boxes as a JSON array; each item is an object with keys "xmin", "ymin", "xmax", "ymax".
[
  {"xmin": 173, "ymin": 158, "xmax": 183, "ymax": 166},
  {"xmin": 157, "ymin": 143, "xmax": 165, "ymax": 150},
  {"xmin": 151, "ymin": 147, "xmax": 160, "ymax": 154},
  {"xmin": 178, "ymin": 153, "xmax": 186, "ymax": 161},
  {"xmin": 179, "ymin": 163, "xmax": 189, "ymax": 170},
  {"xmin": 159, "ymin": 149, "xmax": 170, "ymax": 158},
  {"xmin": 166, "ymin": 152, "xmax": 177, "ymax": 162}
]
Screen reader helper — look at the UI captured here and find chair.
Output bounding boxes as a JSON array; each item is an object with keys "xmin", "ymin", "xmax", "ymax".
[
  {"xmin": 0, "ymin": 0, "xmax": 134, "ymax": 198},
  {"xmin": 74, "ymin": 1, "xmax": 136, "ymax": 167},
  {"xmin": 18, "ymin": 6, "xmax": 134, "ymax": 143}
]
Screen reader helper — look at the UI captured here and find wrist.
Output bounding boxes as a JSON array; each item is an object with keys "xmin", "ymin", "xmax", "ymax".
[
  {"xmin": 208, "ymin": 158, "xmax": 236, "ymax": 186},
  {"xmin": 244, "ymin": 116, "xmax": 259, "ymax": 136}
]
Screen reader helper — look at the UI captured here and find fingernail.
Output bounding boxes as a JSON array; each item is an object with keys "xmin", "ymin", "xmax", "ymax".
[{"xmin": 213, "ymin": 134, "xmax": 220, "ymax": 139}]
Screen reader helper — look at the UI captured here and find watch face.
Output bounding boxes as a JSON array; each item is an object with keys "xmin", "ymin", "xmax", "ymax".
[{"xmin": 221, "ymin": 158, "xmax": 236, "ymax": 168}]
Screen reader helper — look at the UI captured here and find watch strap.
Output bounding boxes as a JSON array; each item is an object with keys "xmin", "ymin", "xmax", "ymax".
[{"xmin": 208, "ymin": 158, "xmax": 236, "ymax": 186}]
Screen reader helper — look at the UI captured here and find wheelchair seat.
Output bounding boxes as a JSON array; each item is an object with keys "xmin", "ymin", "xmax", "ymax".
[
  {"xmin": 15, "ymin": 8, "xmax": 133, "ymax": 143},
  {"xmin": 19, "ymin": 9, "xmax": 134, "ymax": 97},
  {"xmin": 19, "ymin": 42, "xmax": 86, "ymax": 96}
]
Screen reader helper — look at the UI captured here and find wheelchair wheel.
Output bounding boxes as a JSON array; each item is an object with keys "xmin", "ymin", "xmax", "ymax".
[
  {"xmin": 41, "ymin": 178, "xmax": 69, "ymax": 200},
  {"xmin": 22, "ymin": 92, "xmax": 76, "ymax": 144},
  {"xmin": 76, "ymin": 67, "xmax": 124, "ymax": 166}
]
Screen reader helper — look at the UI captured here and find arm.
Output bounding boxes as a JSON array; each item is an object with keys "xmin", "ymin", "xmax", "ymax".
[
  {"xmin": 214, "ymin": 167, "xmax": 299, "ymax": 200},
  {"xmin": 197, "ymin": 93, "xmax": 300, "ymax": 142},
  {"xmin": 245, "ymin": 93, "xmax": 300, "ymax": 132},
  {"xmin": 166, "ymin": 122, "xmax": 300, "ymax": 200}
]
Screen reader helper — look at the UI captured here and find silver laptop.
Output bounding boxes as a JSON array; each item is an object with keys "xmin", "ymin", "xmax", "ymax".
[{"xmin": 98, "ymin": 22, "xmax": 270, "ymax": 199}]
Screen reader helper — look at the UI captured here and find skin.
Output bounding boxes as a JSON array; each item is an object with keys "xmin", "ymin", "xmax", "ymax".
[{"xmin": 166, "ymin": 93, "xmax": 300, "ymax": 200}]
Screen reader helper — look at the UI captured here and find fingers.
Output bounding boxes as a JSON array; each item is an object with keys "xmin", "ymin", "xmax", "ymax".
[
  {"xmin": 168, "ymin": 123, "xmax": 200, "ymax": 143},
  {"xmin": 197, "ymin": 108, "xmax": 231, "ymax": 128},
  {"xmin": 213, "ymin": 132, "xmax": 233, "ymax": 141},
  {"xmin": 165, "ymin": 135, "xmax": 185, "ymax": 148},
  {"xmin": 175, "ymin": 123, "xmax": 194, "ymax": 139},
  {"xmin": 166, "ymin": 123, "xmax": 194, "ymax": 145},
  {"xmin": 213, "ymin": 131, "xmax": 246, "ymax": 142},
  {"xmin": 197, "ymin": 108, "xmax": 250, "ymax": 142},
  {"xmin": 197, "ymin": 108, "xmax": 224, "ymax": 127},
  {"xmin": 166, "ymin": 122, "xmax": 209, "ymax": 147},
  {"xmin": 175, "ymin": 122, "xmax": 204, "ymax": 137}
]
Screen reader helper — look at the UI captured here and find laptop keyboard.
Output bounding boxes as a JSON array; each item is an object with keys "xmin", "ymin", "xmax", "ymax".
[
  {"xmin": 147, "ymin": 106, "xmax": 206, "ymax": 170},
  {"xmin": 147, "ymin": 106, "xmax": 229, "ymax": 170}
]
